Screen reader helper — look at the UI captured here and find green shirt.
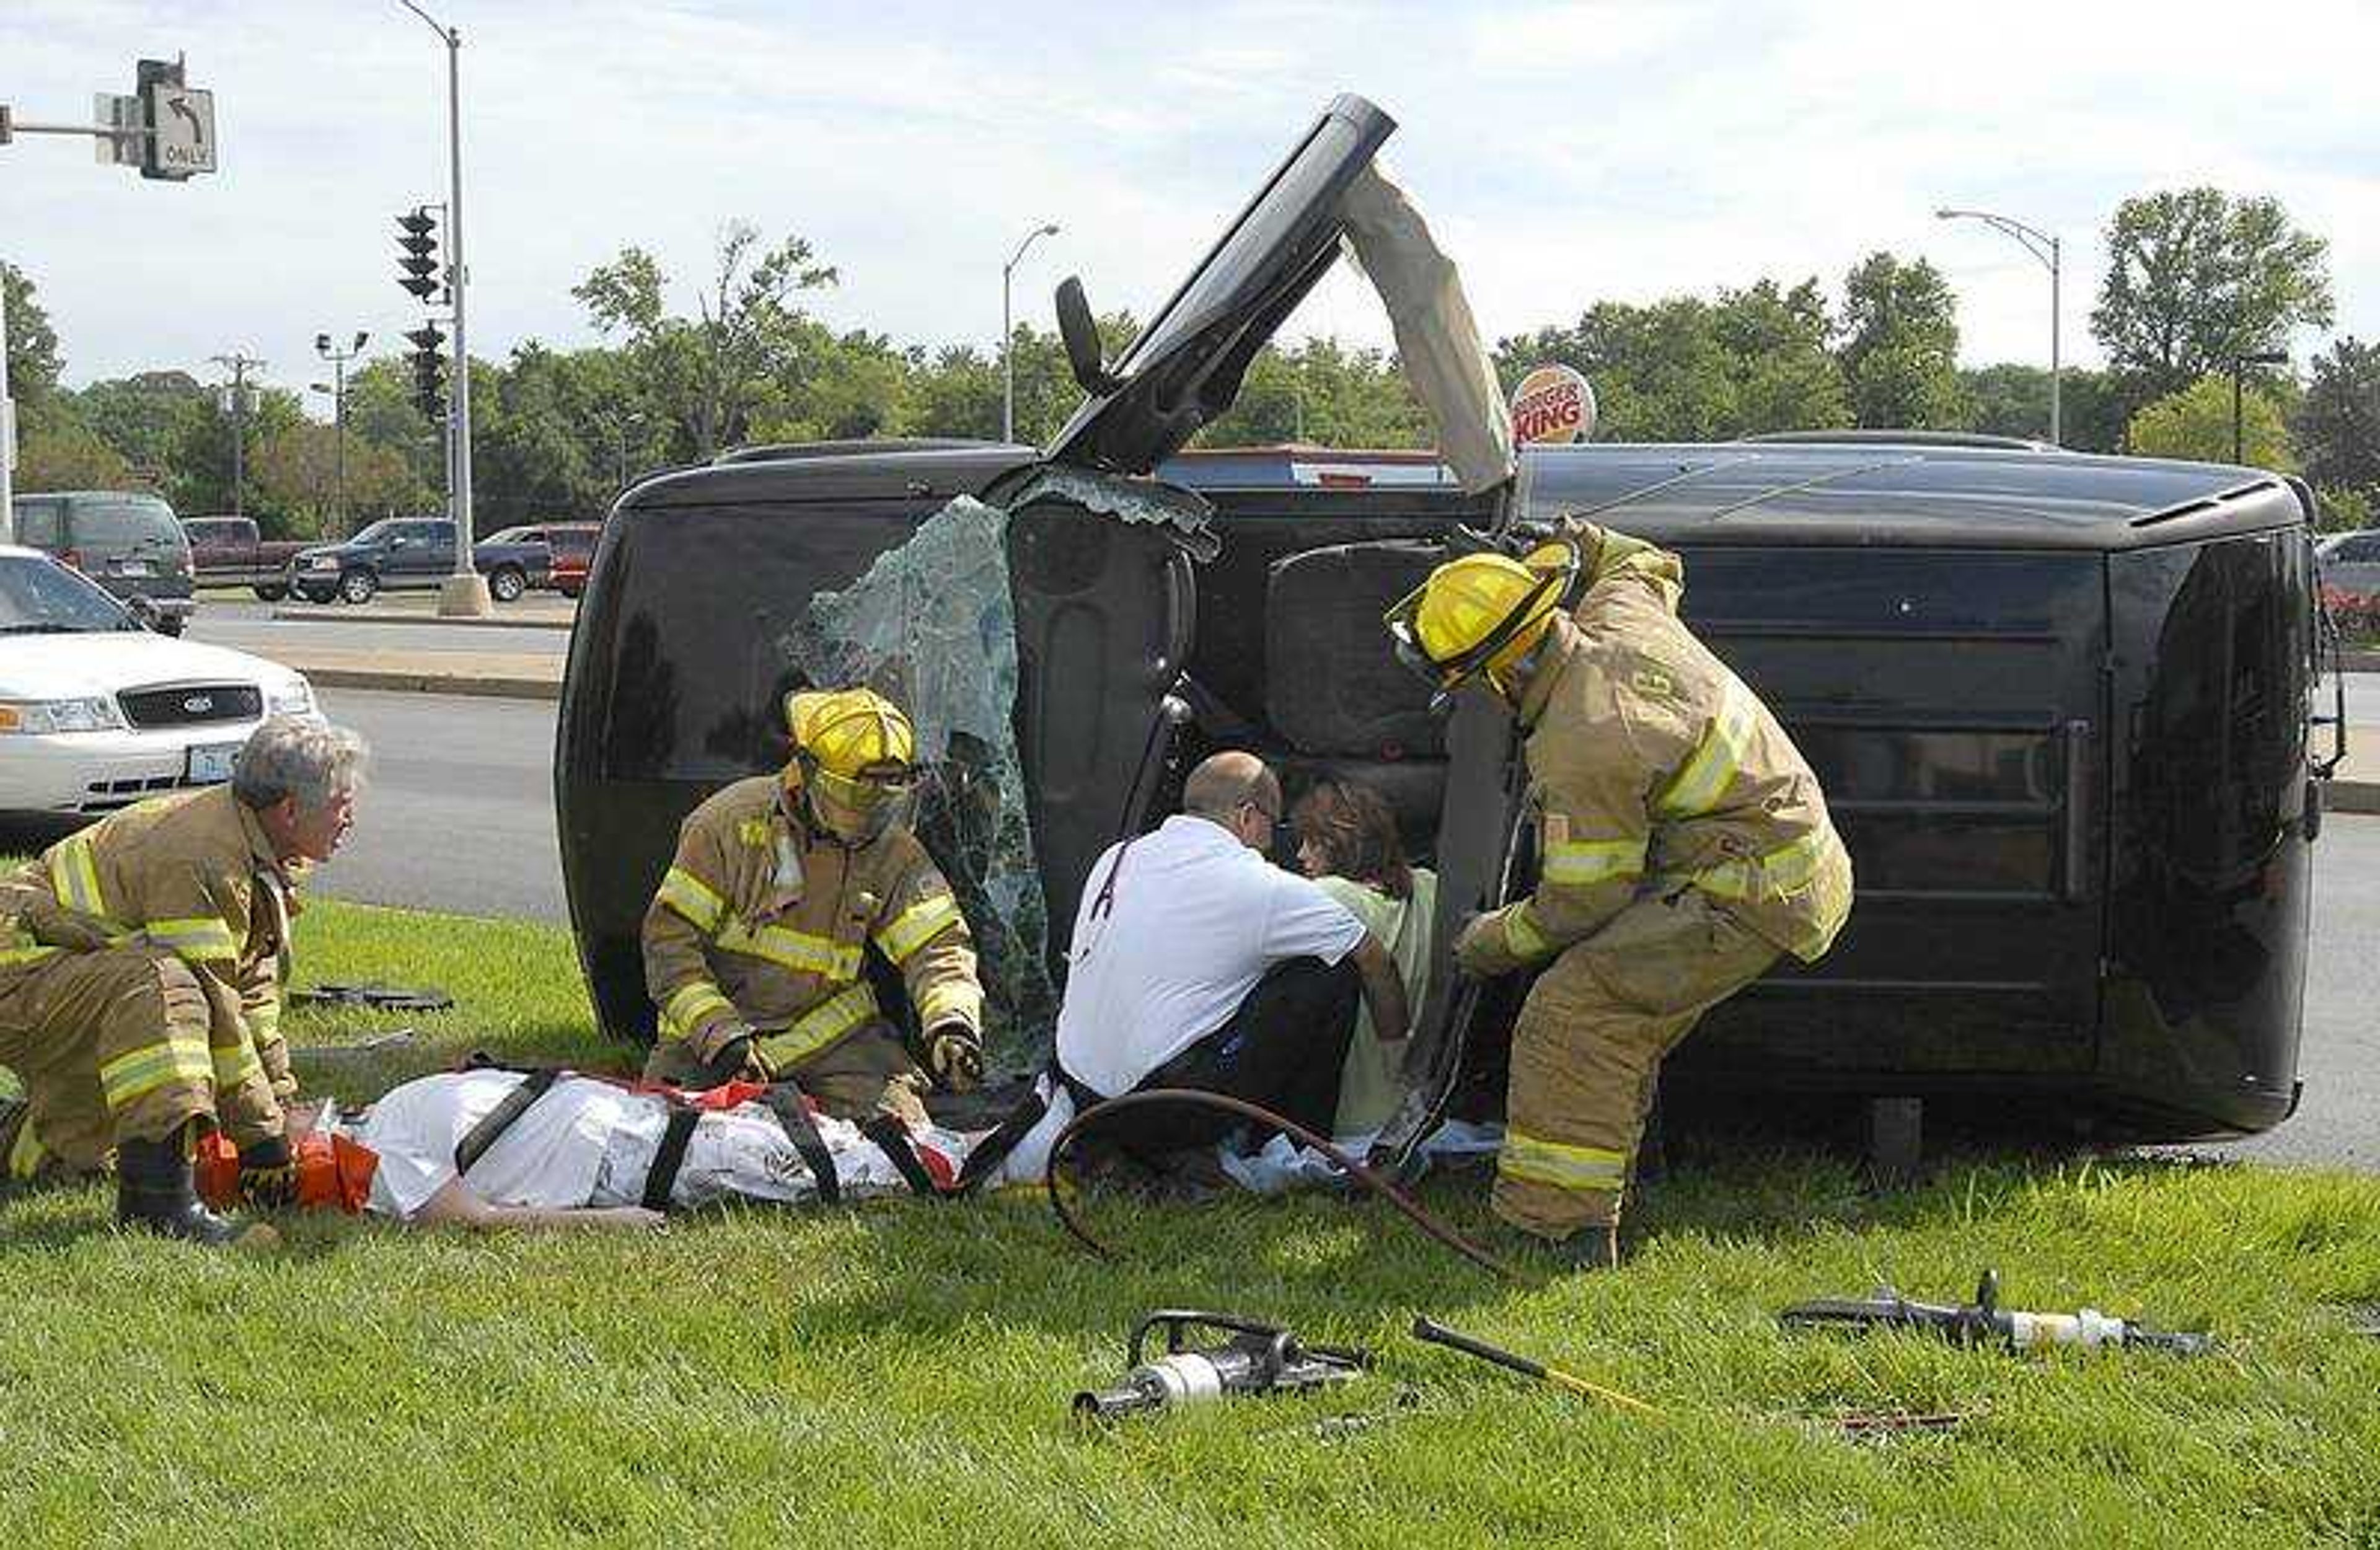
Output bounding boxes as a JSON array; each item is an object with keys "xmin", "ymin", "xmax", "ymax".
[{"xmin": 1314, "ymin": 868, "xmax": 1438, "ymax": 1135}]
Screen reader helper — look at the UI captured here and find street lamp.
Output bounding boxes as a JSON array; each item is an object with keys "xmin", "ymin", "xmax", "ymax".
[
  {"xmin": 2231, "ymin": 350, "xmax": 2290, "ymax": 467},
  {"xmin": 1002, "ymin": 221, "xmax": 1059, "ymax": 444},
  {"xmin": 394, "ymin": 0, "xmax": 485, "ymax": 615},
  {"xmin": 314, "ymin": 329, "xmax": 368, "ymax": 535},
  {"xmin": 1936, "ymin": 207, "xmax": 2061, "ymax": 446}
]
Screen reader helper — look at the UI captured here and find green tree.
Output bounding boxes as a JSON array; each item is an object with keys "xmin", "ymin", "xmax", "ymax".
[
  {"xmin": 1960, "ymin": 363, "xmax": 2053, "ymax": 441},
  {"xmin": 2294, "ymin": 337, "xmax": 2380, "ymax": 498},
  {"xmin": 2091, "ymin": 188, "xmax": 2332, "ymax": 403},
  {"xmin": 14, "ymin": 402, "xmax": 136, "ymax": 491},
  {"xmin": 168, "ymin": 385, "xmax": 306, "ymax": 519},
  {"xmin": 73, "ymin": 371, "xmax": 208, "ymax": 485},
  {"xmin": 1712, "ymin": 279, "xmax": 1847, "ymax": 434},
  {"xmin": 1838, "ymin": 253, "xmax": 1966, "ymax": 429},
  {"xmin": 1, "ymin": 260, "xmax": 64, "ymax": 404},
  {"xmin": 2126, "ymin": 375, "xmax": 2294, "ymax": 470},
  {"xmin": 2314, "ymin": 485, "xmax": 2372, "ymax": 534},
  {"xmin": 573, "ymin": 222, "xmax": 837, "ymax": 460},
  {"xmin": 250, "ymin": 422, "xmax": 423, "ymax": 539}
]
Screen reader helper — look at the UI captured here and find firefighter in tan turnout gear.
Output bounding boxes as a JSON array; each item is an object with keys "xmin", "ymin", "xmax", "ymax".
[
  {"xmin": 1386, "ymin": 522, "xmax": 1853, "ymax": 1268},
  {"xmin": 0, "ymin": 716, "xmax": 366, "ymax": 1244},
  {"xmin": 641, "ymin": 688, "xmax": 984, "ymax": 1125}
]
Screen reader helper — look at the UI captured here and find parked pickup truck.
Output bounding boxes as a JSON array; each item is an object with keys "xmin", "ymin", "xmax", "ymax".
[
  {"xmin": 286, "ymin": 518, "xmax": 552, "ymax": 605},
  {"xmin": 182, "ymin": 515, "xmax": 311, "ymax": 601}
]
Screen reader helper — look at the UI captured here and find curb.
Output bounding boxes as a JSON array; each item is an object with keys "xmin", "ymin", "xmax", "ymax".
[
  {"xmin": 2327, "ymin": 780, "xmax": 2380, "ymax": 816},
  {"xmin": 271, "ymin": 605, "xmax": 576, "ymax": 632},
  {"xmin": 2344, "ymin": 649, "xmax": 2380, "ymax": 674},
  {"xmin": 302, "ymin": 666, "xmax": 561, "ymax": 702}
]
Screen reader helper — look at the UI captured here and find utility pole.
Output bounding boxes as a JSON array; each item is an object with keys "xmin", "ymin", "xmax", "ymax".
[
  {"xmin": 209, "ymin": 352, "xmax": 265, "ymax": 517},
  {"xmin": 2, "ymin": 268, "xmax": 15, "ymax": 539}
]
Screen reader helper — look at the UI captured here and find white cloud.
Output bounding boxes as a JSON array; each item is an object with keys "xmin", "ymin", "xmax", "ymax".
[{"xmin": 2, "ymin": 0, "xmax": 2374, "ymax": 403}]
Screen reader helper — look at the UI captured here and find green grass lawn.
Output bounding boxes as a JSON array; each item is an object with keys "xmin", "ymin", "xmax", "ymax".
[{"xmin": 3, "ymin": 896, "xmax": 2378, "ymax": 1546}]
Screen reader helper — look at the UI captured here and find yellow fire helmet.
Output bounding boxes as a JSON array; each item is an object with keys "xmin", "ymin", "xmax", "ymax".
[
  {"xmin": 783, "ymin": 688, "xmax": 920, "ymax": 838},
  {"xmin": 1384, "ymin": 538, "xmax": 1579, "ymax": 705}
]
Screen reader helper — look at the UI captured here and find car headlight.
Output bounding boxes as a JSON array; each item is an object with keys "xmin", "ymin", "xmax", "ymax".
[
  {"xmin": 267, "ymin": 677, "xmax": 315, "ymax": 716},
  {"xmin": 0, "ymin": 697, "xmax": 126, "ymax": 734}
]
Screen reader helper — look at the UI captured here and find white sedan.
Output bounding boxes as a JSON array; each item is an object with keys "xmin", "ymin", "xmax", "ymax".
[{"xmin": 0, "ymin": 545, "xmax": 317, "ymax": 815}]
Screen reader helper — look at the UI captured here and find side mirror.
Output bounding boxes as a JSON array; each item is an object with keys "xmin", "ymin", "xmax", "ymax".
[
  {"xmin": 1056, "ymin": 276, "xmax": 1125, "ymax": 398},
  {"xmin": 125, "ymin": 594, "xmax": 165, "ymax": 632},
  {"xmin": 389, "ymin": 536, "xmax": 412, "ymax": 549}
]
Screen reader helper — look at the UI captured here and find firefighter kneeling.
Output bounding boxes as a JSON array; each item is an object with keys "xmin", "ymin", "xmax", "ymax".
[
  {"xmin": 641, "ymin": 687, "xmax": 984, "ymax": 1124},
  {"xmin": 0, "ymin": 716, "xmax": 366, "ymax": 1244},
  {"xmin": 1386, "ymin": 523, "xmax": 1853, "ymax": 1269}
]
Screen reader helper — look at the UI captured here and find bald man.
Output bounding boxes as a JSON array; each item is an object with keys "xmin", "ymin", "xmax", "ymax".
[{"xmin": 1051, "ymin": 752, "xmax": 1412, "ymax": 1155}]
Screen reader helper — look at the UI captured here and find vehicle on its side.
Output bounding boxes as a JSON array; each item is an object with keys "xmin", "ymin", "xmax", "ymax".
[
  {"xmin": 0, "ymin": 546, "xmax": 318, "ymax": 816},
  {"xmin": 484, "ymin": 521, "xmax": 599, "ymax": 597},
  {"xmin": 285, "ymin": 517, "xmax": 552, "ymax": 605},
  {"xmin": 9, "ymin": 491, "xmax": 195, "ymax": 635},
  {"xmin": 182, "ymin": 514, "xmax": 310, "ymax": 601},
  {"xmin": 556, "ymin": 94, "xmax": 2326, "ymax": 1150}
]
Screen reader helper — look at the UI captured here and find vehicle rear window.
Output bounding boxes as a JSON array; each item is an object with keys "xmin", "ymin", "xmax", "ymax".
[
  {"xmin": 553, "ymin": 529, "xmax": 597, "ymax": 559},
  {"xmin": 71, "ymin": 498, "xmax": 183, "ymax": 550},
  {"xmin": 12, "ymin": 498, "xmax": 64, "ymax": 548}
]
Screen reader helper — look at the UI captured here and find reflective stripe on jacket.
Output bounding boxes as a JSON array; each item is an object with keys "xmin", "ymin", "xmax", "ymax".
[
  {"xmin": 641, "ymin": 775, "xmax": 982, "ymax": 1072},
  {"xmin": 7, "ymin": 785, "xmax": 299, "ymax": 1142},
  {"xmin": 1486, "ymin": 522, "xmax": 1853, "ymax": 967}
]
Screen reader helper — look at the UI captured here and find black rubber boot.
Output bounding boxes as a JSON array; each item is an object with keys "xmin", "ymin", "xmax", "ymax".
[
  {"xmin": 115, "ymin": 1129, "xmax": 242, "ymax": 1246},
  {"xmin": 1556, "ymin": 1224, "xmax": 1621, "ymax": 1273}
]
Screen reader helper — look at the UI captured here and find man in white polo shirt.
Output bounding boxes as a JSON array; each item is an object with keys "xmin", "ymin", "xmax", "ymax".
[{"xmin": 1052, "ymin": 751, "xmax": 1413, "ymax": 1156}]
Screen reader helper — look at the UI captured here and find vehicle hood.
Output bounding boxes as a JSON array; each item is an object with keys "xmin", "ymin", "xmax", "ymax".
[{"xmin": 0, "ymin": 630, "xmax": 301, "ymax": 697}]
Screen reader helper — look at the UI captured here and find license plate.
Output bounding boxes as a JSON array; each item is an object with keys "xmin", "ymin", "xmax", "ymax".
[
  {"xmin": 117, "ymin": 558, "xmax": 152, "ymax": 576},
  {"xmin": 186, "ymin": 742, "xmax": 241, "ymax": 783}
]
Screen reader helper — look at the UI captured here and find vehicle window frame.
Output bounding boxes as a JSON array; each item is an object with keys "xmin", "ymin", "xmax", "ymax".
[
  {"xmin": 0, "ymin": 553, "xmax": 136, "ymax": 632},
  {"xmin": 12, "ymin": 497, "xmax": 65, "ymax": 548},
  {"xmin": 66, "ymin": 496, "xmax": 183, "ymax": 551}
]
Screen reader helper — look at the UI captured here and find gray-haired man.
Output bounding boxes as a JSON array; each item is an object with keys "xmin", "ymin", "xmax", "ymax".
[{"xmin": 0, "ymin": 716, "xmax": 367, "ymax": 1243}]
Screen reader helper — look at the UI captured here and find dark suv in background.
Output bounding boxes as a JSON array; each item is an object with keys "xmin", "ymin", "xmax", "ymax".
[
  {"xmin": 9, "ymin": 490, "xmax": 195, "ymax": 633},
  {"xmin": 285, "ymin": 517, "xmax": 552, "ymax": 604}
]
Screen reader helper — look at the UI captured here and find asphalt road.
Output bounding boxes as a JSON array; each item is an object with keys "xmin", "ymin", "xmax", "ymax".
[
  {"xmin": 307, "ymin": 687, "xmax": 566, "ymax": 922},
  {"xmin": 187, "ymin": 597, "xmax": 572, "ymax": 659}
]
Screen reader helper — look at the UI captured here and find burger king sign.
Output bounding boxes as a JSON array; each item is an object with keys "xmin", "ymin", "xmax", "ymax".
[{"xmin": 1510, "ymin": 364, "xmax": 1597, "ymax": 446}]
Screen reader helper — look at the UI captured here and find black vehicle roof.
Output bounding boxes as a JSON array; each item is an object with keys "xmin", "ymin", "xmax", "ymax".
[
  {"xmin": 620, "ymin": 442, "xmax": 1039, "ymax": 511},
  {"xmin": 1519, "ymin": 443, "xmax": 2304, "ymax": 551}
]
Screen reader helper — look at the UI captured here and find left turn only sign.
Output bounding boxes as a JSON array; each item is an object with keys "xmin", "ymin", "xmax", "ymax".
[{"xmin": 147, "ymin": 84, "xmax": 216, "ymax": 177}]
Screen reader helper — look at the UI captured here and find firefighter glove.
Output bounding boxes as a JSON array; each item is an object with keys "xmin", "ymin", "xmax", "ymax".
[
  {"xmin": 1453, "ymin": 910, "xmax": 1519, "ymax": 979},
  {"xmin": 238, "ymin": 1135, "xmax": 298, "ymax": 1209},
  {"xmin": 706, "ymin": 1031, "xmax": 774, "ymax": 1086},
  {"xmin": 925, "ymin": 1024, "xmax": 982, "ymax": 1091}
]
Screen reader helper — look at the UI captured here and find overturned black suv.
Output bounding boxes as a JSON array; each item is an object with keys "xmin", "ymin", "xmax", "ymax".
[{"xmin": 557, "ymin": 95, "xmax": 2327, "ymax": 1146}]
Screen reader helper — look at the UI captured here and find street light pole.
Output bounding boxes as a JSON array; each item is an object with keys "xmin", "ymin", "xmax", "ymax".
[
  {"xmin": 1936, "ymin": 207, "xmax": 2061, "ymax": 447},
  {"xmin": 2231, "ymin": 350, "xmax": 2290, "ymax": 467},
  {"xmin": 397, "ymin": 1, "xmax": 487, "ymax": 614},
  {"xmin": 1001, "ymin": 221, "xmax": 1059, "ymax": 444},
  {"xmin": 314, "ymin": 330, "xmax": 368, "ymax": 535}
]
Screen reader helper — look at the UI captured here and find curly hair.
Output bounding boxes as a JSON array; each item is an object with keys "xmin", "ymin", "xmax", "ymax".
[{"xmin": 1289, "ymin": 777, "xmax": 1412, "ymax": 900}]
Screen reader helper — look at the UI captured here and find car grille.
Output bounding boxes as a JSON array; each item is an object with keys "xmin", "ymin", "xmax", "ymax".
[
  {"xmin": 117, "ymin": 682, "xmax": 262, "ymax": 729},
  {"xmin": 80, "ymin": 773, "xmax": 196, "ymax": 813}
]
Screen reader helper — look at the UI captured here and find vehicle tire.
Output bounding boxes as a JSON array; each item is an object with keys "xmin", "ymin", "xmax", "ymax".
[
  {"xmin": 338, "ymin": 569, "xmax": 380, "ymax": 605},
  {"xmin": 559, "ymin": 579, "xmax": 584, "ymax": 599},
  {"xmin": 157, "ymin": 615, "xmax": 186, "ymax": 638},
  {"xmin": 296, "ymin": 583, "xmax": 334, "ymax": 605},
  {"xmin": 253, "ymin": 583, "xmax": 287, "ymax": 602},
  {"xmin": 488, "ymin": 565, "xmax": 527, "ymax": 604}
]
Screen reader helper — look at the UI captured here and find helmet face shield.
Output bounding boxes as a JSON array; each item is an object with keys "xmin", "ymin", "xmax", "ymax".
[
  {"xmin": 808, "ymin": 761, "xmax": 919, "ymax": 843},
  {"xmin": 1383, "ymin": 540, "xmax": 1579, "ymax": 711}
]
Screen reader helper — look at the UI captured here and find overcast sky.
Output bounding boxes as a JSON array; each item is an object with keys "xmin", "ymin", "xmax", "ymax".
[{"xmin": 6, "ymin": 0, "xmax": 2376, "ymax": 406}]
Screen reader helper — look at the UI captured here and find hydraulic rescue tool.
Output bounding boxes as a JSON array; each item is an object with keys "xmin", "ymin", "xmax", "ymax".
[
  {"xmin": 1073, "ymin": 1311, "xmax": 1369, "ymax": 1422},
  {"xmin": 1779, "ymin": 1268, "xmax": 2215, "ymax": 1356},
  {"xmin": 1410, "ymin": 1315, "xmax": 1664, "ymax": 1417}
]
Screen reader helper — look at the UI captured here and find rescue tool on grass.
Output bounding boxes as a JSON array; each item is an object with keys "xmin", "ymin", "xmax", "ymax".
[
  {"xmin": 1778, "ymin": 1268, "xmax": 2215, "ymax": 1355},
  {"xmin": 1409, "ymin": 1315, "xmax": 1664, "ymax": 1418},
  {"xmin": 1073, "ymin": 1310, "xmax": 1369, "ymax": 1423}
]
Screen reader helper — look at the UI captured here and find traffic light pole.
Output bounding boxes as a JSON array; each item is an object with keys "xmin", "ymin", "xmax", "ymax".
[{"xmin": 399, "ymin": 1, "xmax": 489, "ymax": 616}]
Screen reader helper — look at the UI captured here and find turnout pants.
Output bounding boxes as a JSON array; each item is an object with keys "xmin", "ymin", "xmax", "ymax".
[
  {"xmin": 1119, "ymin": 956, "xmax": 1362, "ymax": 1155},
  {"xmin": 1495, "ymin": 887, "xmax": 1778, "ymax": 1241},
  {"xmin": 0, "ymin": 943, "xmax": 218, "ymax": 1174},
  {"xmin": 644, "ymin": 1018, "xmax": 930, "ymax": 1130}
]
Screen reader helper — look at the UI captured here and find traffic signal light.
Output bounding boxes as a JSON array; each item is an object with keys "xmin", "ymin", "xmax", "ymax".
[
  {"xmin": 405, "ymin": 324, "xmax": 447, "ymax": 420},
  {"xmin": 395, "ymin": 209, "xmax": 442, "ymax": 301}
]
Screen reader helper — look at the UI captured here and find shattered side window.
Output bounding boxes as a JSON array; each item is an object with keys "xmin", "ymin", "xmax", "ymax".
[{"xmin": 779, "ymin": 497, "xmax": 1060, "ymax": 1057}]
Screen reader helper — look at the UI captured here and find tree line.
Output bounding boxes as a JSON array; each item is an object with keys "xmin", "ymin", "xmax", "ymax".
[{"xmin": 6, "ymin": 187, "xmax": 2376, "ymax": 539}]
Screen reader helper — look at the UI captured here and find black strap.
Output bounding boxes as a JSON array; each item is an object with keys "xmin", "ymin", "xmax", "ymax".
[
  {"xmin": 760, "ymin": 1084, "xmax": 840, "ymax": 1206},
  {"xmin": 862, "ymin": 1114, "xmax": 945, "ymax": 1199},
  {"xmin": 454, "ymin": 1068, "xmax": 562, "ymax": 1176},
  {"xmin": 640, "ymin": 1104, "xmax": 702, "ymax": 1212},
  {"xmin": 954, "ymin": 1083, "xmax": 1052, "ymax": 1194}
]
